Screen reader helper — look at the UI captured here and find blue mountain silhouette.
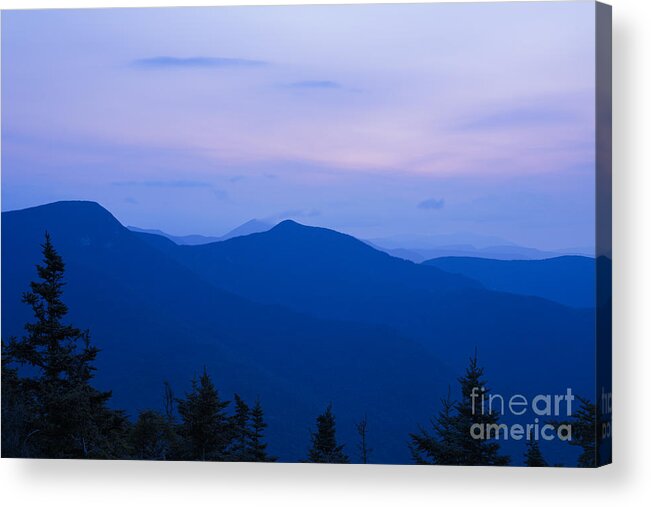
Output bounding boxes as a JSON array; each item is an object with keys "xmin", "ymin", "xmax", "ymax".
[
  {"xmin": 3, "ymin": 201, "xmax": 596, "ymax": 464},
  {"xmin": 424, "ymin": 256, "xmax": 595, "ymax": 307}
]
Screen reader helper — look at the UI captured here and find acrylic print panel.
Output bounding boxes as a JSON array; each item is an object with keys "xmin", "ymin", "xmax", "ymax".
[{"xmin": 1, "ymin": 1, "xmax": 612, "ymax": 466}]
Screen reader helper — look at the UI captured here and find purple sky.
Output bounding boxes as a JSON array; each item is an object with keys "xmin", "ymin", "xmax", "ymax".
[{"xmin": 1, "ymin": 2, "xmax": 597, "ymax": 250}]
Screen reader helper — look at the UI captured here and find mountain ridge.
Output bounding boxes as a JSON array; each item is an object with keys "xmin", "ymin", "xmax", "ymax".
[
  {"xmin": 2, "ymin": 200, "xmax": 596, "ymax": 464},
  {"xmin": 424, "ymin": 255, "xmax": 595, "ymax": 308},
  {"xmin": 2, "ymin": 200, "xmax": 452, "ymax": 463},
  {"xmin": 127, "ymin": 218, "xmax": 273, "ymax": 245}
]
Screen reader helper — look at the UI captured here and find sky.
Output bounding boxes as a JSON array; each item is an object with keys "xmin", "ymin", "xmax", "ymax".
[{"xmin": 1, "ymin": 2, "xmax": 597, "ymax": 250}]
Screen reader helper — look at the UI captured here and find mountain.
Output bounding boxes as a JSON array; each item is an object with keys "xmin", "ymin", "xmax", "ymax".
[
  {"xmin": 139, "ymin": 219, "xmax": 483, "ymax": 341},
  {"xmin": 127, "ymin": 219, "xmax": 273, "ymax": 246},
  {"xmin": 127, "ymin": 226, "xmax": 221, "ymax": 246},
  {"xmin": 219, "ymin": 219, "xmax": 273, "ymax": 240},
  {"xmin": 137, "ymin": 217, "xmax": 595, "ymax": 395},
  {"xmin": 379, "ymin": 244, "xmax": 588, "ymax": 262},
  {"xmin": 424, "ymin": 256, "xmax": 595, "ymax": 308},
  {"xmin": 368, "ymin": 232, "xmax": 517, "ymax": 250},
  {"xmin": 3, "ymin": 201, "xmax": 596, "ymax": 464},
  {"xmin": 367, "ymin": 233, "xmax": 594, "ymax": 261},
  {"xmin": 2, "ymin": 201, "xmax": 449, "ymax": 463}
]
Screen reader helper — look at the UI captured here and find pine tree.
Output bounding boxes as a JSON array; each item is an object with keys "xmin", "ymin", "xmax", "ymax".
[
  {"xmin": 249, "ymin": 398, "xmax": 277, "ymax": 462},
  {"xmin": 160, "ymin": 381, "xmax": 183, "ymax": 459},
  {"xmin": 229, "ymin": 394, "xmax": 252, "ymax": 461},
  {"xmin": 524, "ymin": 440, "xmax": 548, "ymax": 467},
  {"xmin": 409, "ymin": 354, "xmax": 510, "ymax": 466},
  {"xmin": 130, "ymin": 410, "xmax": 171, "ymax": 460},
  {"xmin": 549, "ymin": 395, "xmax": 598, "ymax": 467},
  {"xmin": 557, "ymin": 396, "xmax": 597, "ymax": 467},
  {"xmin": 176, "ymin": 368, "xmax": 231, "ymax": 461},
  {"xmin": 305, "ymin": 404, "xmax": 349, "ymax": 464},
  {"xmin": 1, "ymin": 349, "xmax": 38, "ymax": 457},
  {"xmin": 163, "ymin": 380, "xmax": 176, "ymax": 422},
  {"xmin": 356, "ymin": 414, "xmax": 372, "ymax": 464},
  {"xmin": 410, "ymin": 387, "xmax": 461, "ymax": 465},
  {"xmin": 454, "ymin": 353, "xmax": 510, "ymax": 465},
  {"xmin": 3, "ymin": 233, "xmax": 127, "ymax": 458}
]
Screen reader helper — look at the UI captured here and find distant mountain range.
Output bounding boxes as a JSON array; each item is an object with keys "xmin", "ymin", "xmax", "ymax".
[
  {"xmin": 129, "ymin": 223, "xmax": 593, "ymax": 260},
  {"xmin": 127, "ymin": 219, "xmax": 272, "ymax": 245},
  {"xmin": 425, "ymin": 256, "xmax": 595, "ymax": 308},
  {"xmin": 2, "ymin": 201, "xmax": 596, "ymax": 464},
  {"xmin": 369, "ymin": 241, "xmax": 594, "ymax": 263}
]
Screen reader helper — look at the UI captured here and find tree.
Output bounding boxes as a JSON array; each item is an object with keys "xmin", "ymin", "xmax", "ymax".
[
  {"xmin": 305, "ymin": 404, "xmax": 349, "ymax": 464},
  {"xmin": 130, "ymin": 410, "xmax": 171, "ymax": 460},
  {"xmin": 524, "ymin": 440, "xmax": 548, "ymax": 467},
  {"xmin": 356, "ymin": 414, "xmax": 372, "ymax": 464},
  {"xmin": 228, "ymin": 394, "xmax": 277, "ymax": 462},
  {"xmin": 249, "ymin": 398, "xmax": 277, "ymax": 462},
  {"xmin": 229, "ymin": 394, "xmax": 252, "ymax": 461},
  {"xmin": 552, "ymin": 396, "xmax": 597, "ymax": 467},
  {"xmin": 1, "ymin": 349, "xmax": 38, "ymax": 457},
  {"xmin": 409, "ymin": 353, "xmax": 510, "ymax": 466},
  {"xmin": 2, "ymin": 233, "xmax": 127, "ymax": 458},
  {"xmin": 410, "ymin": 387, "xmax": 461, "ymax": 465},
  {"xmin": 176, "ymin": 368, "xmax": 231, "ymax": 461},
  {"xmin": 454, "ymin": 353, "xmax": 510, "ymax": 465},
  {"xmin": 163, "ymin": 380, "xmax": 175, "ymax": 422},
  {"xmin": 572, "ymin": 397, "xmax": 598, "ymax": 467}
]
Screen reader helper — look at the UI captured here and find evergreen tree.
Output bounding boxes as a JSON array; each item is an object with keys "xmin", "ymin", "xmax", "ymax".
[
  {"xmin": 163, "ymin": 380, "xmax": 176, "ymax": 422},
  {"xmin": 159, "ymin": 381, "xmax": 185, "ymax": 460},
  {"xmin": 176, "ymin": 369, "xmax": 231, "ymax": 461},
  {"xmin": 130, "ymin": 410, "xmax": 171, "ymax": 460},
  {"xmin": 227, "ymin": 394, "xmax": 276, "ymax": 462},
  {"xmin": 356, "ymin": 414, "xmax": 372, "ymax": 464},
  {"xmin": 409, "ymin": 354, "xmax": 510, "ymax": 466},
  {"xmin": 524, "ymin": 440, "xmax": 548, "ymax": 467},
  {"xmin": 553, "ymin": 396, "xmax": 597, "ymax": 467},
  {"xmin": 2, "ymin": 233, "xmax": 127, "ymax": 458},
  {"xmin": 410, "ymin": 387, "xmax": 461, "ymax": 465},
  {"xmin": 249, "ymin": 398, "xmax": 277, "ymax": 462},
  {"xmin": 229, "ymin": 394, "xmax": 252, "ymax": 461},
  {"xmin": 454, "ymin": 353, "xmax": 510, "ymax": 465},
  {"xmin": 1, "ymin": 349, "xmax": 38, "ymax": 457},
  {"xmin": 305, "ymin": 404, "xmax": 349, "ymax": 464}
]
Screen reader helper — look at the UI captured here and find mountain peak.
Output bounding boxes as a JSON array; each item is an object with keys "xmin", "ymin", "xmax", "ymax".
[
  {"xmin": 274, "ymin": 219, "xmax": 304, "ymax": 229},
  {"xmin": 14, "ymin": 199, "xmax": 104, "ymax": 213},
  {"xmin": 240, "ymin": 218, "xmax": 268, "ymax": 227},
  {"xmin": 269, "ymin": 220, "xmax": 341, "ymax": 239},
  {"xmin": 219, "ymin": 218, "xmax": 273, "ymax": 241},
  {"xmin": 7, "ymin": 200, "xmax": 119, "ymax": 222},
  {"xmin": 4, "ymin": 200, "xmax": 126, "ymax": 240}
]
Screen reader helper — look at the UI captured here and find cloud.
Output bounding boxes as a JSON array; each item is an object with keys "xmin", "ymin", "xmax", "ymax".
[
  {"xmin": 417, "ymin": 198, "xmax": 445, "ymax": 210},
  {"xmin": 458, "ymin": 107, "xmax": 574, "ymax": 131},
  {"xmin": 113, "ymin": 180, "xmax": 227, "ymax": 199},
  {"xmin": 285, "ymin": 80, "xmax": 342, "ymax": 90},
  {"xmin": 131, "ymin": 56, "xmax": 267, "ymax": 69},
  {"xmin": 113, "ymin": 180, "xmax": 213, "ymax": 188}
]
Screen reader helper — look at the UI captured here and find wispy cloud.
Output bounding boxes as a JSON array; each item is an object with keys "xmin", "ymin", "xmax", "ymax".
[
  {"xmin": 458, "ymin": 106, "xmax": 575, "ymax": 131},
  {"xmin": 285, "ymin": 80, "xmax": 342, "ymax": 90},
  {"xmin": 131, "ymin": 56, "xmax": 267, "ymax": 69},
  {"xmin": 112, "ymin": 180, "xmax": 227, "ymax": 199},
  {"xmin": 113, "ymin": 180, "xmax": 213, "ymax": 188},
  {"xmin": 417, "ymin": 198, "xmax": 445, "ymax": 210}
]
